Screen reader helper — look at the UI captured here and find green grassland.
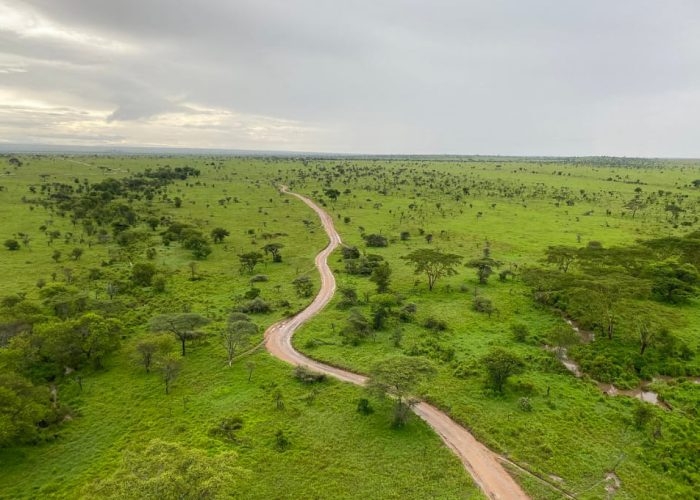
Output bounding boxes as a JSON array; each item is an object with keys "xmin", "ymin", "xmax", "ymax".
[
  {"xmin": 0, "ymin": 155, "xmax": 698, "ymax": 499},
  {"xmin": 0, "ymin": 156, "xmax": 479, "ymax": 499},
  {"xmin": 287, "ymin": 159, "xmax": 700, "ymax": 498}
]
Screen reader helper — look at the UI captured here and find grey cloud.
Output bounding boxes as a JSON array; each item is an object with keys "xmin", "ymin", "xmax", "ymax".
[{"xmin": 2, "ymin": 0, "xmax": 700, "ymax": 155}]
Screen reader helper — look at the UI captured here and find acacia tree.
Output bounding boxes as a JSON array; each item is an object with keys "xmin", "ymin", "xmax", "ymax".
[
  {"xmin": 221, "ymin": 315, "xmax": 258, "ymax": 367},
  {"xmin": 544, "ymin": 245, "xmax": 577, "ymax": 272},
  {"xmin": 159, "ymin": 354, "xmax": 181, "ymax": 394},
  {"xmin": 150, "ymin": 313, "xmax": 210, "ymax": 356},
  {"xmin": 211, "ymin": 227, "xmax": 230, "ymax": 243},
  {"xmin": 368, "ymin": 355, "xmax": 435, "ymax": 427},
  {"xmin": 239, "ymin": 252, "xmax": 263, "ymax": 274},
  {"xmin": 466, "ymin": 257, "xmax": 501, "ymax": 284},
  {"xmin": 401, "ymin": 249, "xmax": 462, "ymax": 291},
  {"xmin": 263, "ymin": 243, "xmax": 284, "ymax": 263},
  {"xmin": 324, "ymin": 188, "xmax": 341, "ymax": 202},
  {"xmin": 134, "ymin": 334, "xmax": 174, "ymax": 372},
  {"xmin": 625, "ymin": 198, "xmax": 647, "ymax": 219}
]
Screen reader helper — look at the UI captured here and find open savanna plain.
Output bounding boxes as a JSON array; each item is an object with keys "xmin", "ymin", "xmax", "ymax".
[
  {"xmin": 0, "ymin": 155, "xmax": 698, "ymax": 499},
  {"xmin": 0, "ymin": 156, "xmax": 478, "ymax": 499},
  {"xmin": 286, "ymin": 158, "xmax": 699, "ymax": 499}
]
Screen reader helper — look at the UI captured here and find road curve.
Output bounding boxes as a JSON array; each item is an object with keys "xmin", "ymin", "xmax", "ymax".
[{"xmin": 265, "ymin": 187, "xmax": 529, "ymax": 500}]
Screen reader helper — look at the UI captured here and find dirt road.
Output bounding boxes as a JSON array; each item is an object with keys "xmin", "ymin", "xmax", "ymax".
[{"xmin": 265, "ymin": 187, "xmax": 529, "ymax": 500}]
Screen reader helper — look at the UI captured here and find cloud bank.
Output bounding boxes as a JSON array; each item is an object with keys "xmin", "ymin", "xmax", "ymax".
[{"xmin": 1, "ymin": 0, "xmax": 699, "ymax": 156}]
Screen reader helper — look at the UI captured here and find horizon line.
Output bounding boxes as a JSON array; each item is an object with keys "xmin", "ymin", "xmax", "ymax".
[{"xmin": 1, "ymin": 143, "xmax": 699, "ymax": 161}]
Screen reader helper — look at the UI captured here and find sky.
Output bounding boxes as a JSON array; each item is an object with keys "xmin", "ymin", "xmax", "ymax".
[{"xmin": 1, "ymin": 0, "xmax": 699, "ymax": 156}]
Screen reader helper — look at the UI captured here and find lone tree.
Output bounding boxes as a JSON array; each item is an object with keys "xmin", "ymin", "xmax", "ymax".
[
  {"xmin": 263, "ymin": 243, "xmax": 284, "ymax": 263},
  {"xmin": 481, "ymin": 348, "xmax": 524, "ymax": 393},
  {"xmin": 324, "ymin": 188, "xmax": 341, "ymax": 202},
  {"xmin": 368, "ymin": 355, "xmax": 436, "ymax": 427},
  {"xmin": 221, "ymin": 314, "xmax": 258, "ymax": 367},
  {"xmin": 159, "ymin": 353, "xmax": 181, "ymax": 394},
  {"xmin": 134, "ymin": 335, "xmax": 173, "ymax": 373},
  {"xmin": 401, "ymin": 248, "xmax": 462, "ymax": 291},
  {"xmin": 70, "ymin": 248, "xmax": 84, "ymax": 261},
  {"xmin": 239, "ymin": 252, "xmax": 263, "ymax": 274},
  {"xmin": 150, "ymin": 313, "xmax": 210, "ymax": 356},
  {"xmin": 4, "ymin": 239, "xmax": 19, "ymax": 251},
  {"xmin": 466, "ymin": 256, "xmax": 501, "ymax": 284},
  {"xmin": 292, "ymin": 275, "xmax": 314, "ymax": 298},
  {"xmin": 370, "ymin": 262, "xmax": 392, "ymax": 293},
  {"xmin": 211, "ymin": 227, "xmax": 230, "ymax": 243}
]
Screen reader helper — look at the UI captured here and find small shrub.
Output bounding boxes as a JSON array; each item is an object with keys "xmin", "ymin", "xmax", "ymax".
[
  {"xmin": 237, "ymin": 297, "xmax": 271, "ymax": 314},
  {"xmin": 243, "ymin": 287, "xmax": 261, "ymax": 300},
  {"xmin": 391, "ymin": 328, "xmax": 403, "ymax": 347},
  {"xmin": 4, "ymin": 239, "xmax": 19, "ymax": 251},
  {"xmin": 473, "ymin": 296, "xmax": 495, "ymax": 316},
  {"xmin": 511, "ymin": 323, "xmax": 529, "ymax": 342},
  {"xmin": 512, "ymin": 380, "xmax": 536, "ymax": 395},
  {"xmin": 131, "ymin": 262, "xmax": 157, "ymax": 287},
  {"xmin": 228, "ymin": 312, "xmax": 251, "ymax": 323},
  {"xmin": 250, "ymin": 274, "xmax": 268, "ymax": 283},
  {"xmin": 363, "ymin": 234, "xmax": 388, "ymax": 247},
  {"xmin": 633, "ymin": 402, "xmax": 653, "ymax": 429},
  {"xmin": 153, "ymin": 275, "xmax": 167, "ymax": 292},
  {"xmin": 518, "ymin": 397, "xmax": 533, "ymax": 412},
  {"xmin": 293, "ymin": 365, "xmax": 326, "ymax": 384},
  {"xmin": 453, "ymin": 361, "xmax": 479, "ymax": 379},
  {"xmin": 274, "ymin": 430, "xmax": 289, "ymax": 451},
  {"xmin": 423, "ymin": 316, "xmax": 447, "ymax": 332},
  {"xmin": 341, "ymin": 245, "xmax": 360, "ymax": 259},
  {"xmin": 337, "ymin": 287, "xmax": 359, "ymax": 309},
  {"xmin": 357, "ymin": 398, "xmax": 374, "ymax": 415},
  {"xmin": 209, "ymin": 416, "xmax": 244, "ymax": 442},
  {"xmin": 399, "ymin": 303, "xmax": 417, "ymax": 322}
]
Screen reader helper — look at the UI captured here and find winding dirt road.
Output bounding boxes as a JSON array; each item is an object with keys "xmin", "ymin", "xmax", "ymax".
[{"xmin": 265, "ymin": 187, "xmax": 528, "ymax": 500}]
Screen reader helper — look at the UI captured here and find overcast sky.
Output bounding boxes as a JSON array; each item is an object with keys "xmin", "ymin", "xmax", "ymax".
[{"xmin": 1, "ymin": 1, "xmax": 699, "ymax": 156}]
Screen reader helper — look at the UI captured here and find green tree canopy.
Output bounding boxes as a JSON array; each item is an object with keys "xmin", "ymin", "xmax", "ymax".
[
  {"xmin": 368, "ymin": 355, "xmax": 435, "ymax": 427},
  {"xmin": 401, "ymin": 249, "xmax": 462, "ymax": 291},
  {"xmin": 86, "ymin": 439, "xmax": 248, "ymax": 499},
  {"xmin": 150, "ymin": 313, "xmax": 210, "ymax": 356}
]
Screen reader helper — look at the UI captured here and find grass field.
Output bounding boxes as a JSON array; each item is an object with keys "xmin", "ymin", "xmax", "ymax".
[
  {"xmin": 0, "ymin": 156, "xmax": 479, "ymax": 499},
  {"xmin": 0, "ymin": 155, "xmax": 698, "ymax": 498},
  {"xmin": 287, "ymin": 158, "xmax": 699, "ymax": 498}
]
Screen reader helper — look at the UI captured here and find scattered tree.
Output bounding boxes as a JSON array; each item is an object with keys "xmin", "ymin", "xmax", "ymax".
[
  {"xmin": 150, "ymin": 313, "xmax": 210, "ymax": 356},
  {"xmin": 368, "ymin": 355, "xmax": 436, "ymax": 427},
  {"xmin": 4, "ymin": 240, "xmax": 19, "ymax": 251},
  {"xmin": 211, "ymin": 227, "xmax": 230, "ymax": 243},
  {"xmin": 292, "ymin": 275, "xmax": 314, "ymax": 298},
  {"xmin": 481, "ymin": 348, "xmax": 524, "ymax": 393},
  {"xmin": 402, "ymin": 248, "xmax": 462, "ymax": 291},
  {"xmin": 222, "ymin": 316, "xmax": 258, "ymax": 366},
  {"xmin": 239, "ymin": 252, "xmax": 263, "ymax": 274},
  {"xmin": 369, "ymin": 262, "xmax": 392, "ymax": 293},
  {"xmin": 263, "ymin": 243, "xmax": 284, "ymax": 263}
]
